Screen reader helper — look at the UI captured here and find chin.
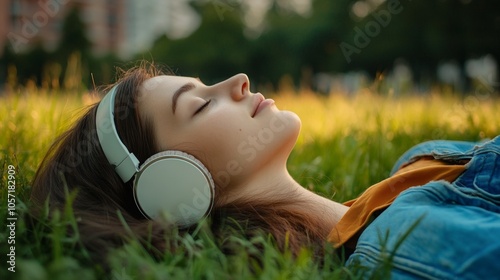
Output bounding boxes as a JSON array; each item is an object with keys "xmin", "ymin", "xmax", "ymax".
[
  {"xmin": 276, "ymin": 110, "xmax": 301, "ymax": 151},
  {"xmin": 282, "ymin": 110, "xmax": 302, "ymax": 134}
]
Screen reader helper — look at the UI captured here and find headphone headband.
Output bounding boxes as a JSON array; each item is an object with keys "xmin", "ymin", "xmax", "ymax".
[{"xmin": 95, "ymin": 85, "xmax": 139, "ymax": 182}]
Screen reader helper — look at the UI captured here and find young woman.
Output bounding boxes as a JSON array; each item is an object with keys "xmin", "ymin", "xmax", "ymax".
[{"xmin": 31, "ymin": 63, "xmax": 500, "ymax": 278}]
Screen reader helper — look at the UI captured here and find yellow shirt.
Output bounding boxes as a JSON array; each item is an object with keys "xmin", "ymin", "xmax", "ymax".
[{"xmin": 327, "ymin": 157, "xmax": 466, "ymax": 249}]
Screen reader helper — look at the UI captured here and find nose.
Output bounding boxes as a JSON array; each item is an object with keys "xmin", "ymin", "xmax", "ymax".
[{"xmin": 220, "ymin": 73, "xmax": 250, "ymax": 101}]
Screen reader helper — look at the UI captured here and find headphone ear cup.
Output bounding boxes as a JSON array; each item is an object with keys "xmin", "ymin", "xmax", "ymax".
[{"xmin": 133, "ymin": 150, "xmax": 215, "ymax": 228}]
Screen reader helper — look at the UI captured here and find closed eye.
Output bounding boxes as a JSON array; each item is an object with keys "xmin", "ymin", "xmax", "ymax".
[{"xmin": 194, "ymin": 99, "xmax": 211, "ymax": 115}]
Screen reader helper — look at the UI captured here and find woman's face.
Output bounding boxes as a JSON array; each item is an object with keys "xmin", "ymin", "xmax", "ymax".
[{"xmin": 138, "ymin": 74, "xmax": 301, "ymax": 189}]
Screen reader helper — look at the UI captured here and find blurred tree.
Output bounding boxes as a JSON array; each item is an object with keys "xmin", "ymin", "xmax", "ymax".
[
  {"xmin": 57, "ymin": 7, "xmax": 91, "ymax": 61},
  {"xmin": 296, "ymin": 0, "xmax": 354, "ymax": 73},
  {"xmin": 55, "ymin": 6, "xmax": 92, "ymax": 90},
  {"xmin": 247, "ymin": 9, "xmax": 304, "ymax": 88},
  {"xmin": 4, "ymin": 0, "xmax": 499, "ymax": 91},
  {"xmin": 347, "ymin": 0, "xmax": 500, "ymax": 85},
  {"xmin": 236, "ymin": 0, "xmax": 355, "ymax": 88},
  {"xmin": 1, "ymin": 40, "xmax": 50, "ymax": 86},
  {"xmin": 144, "ymin": 1, "xmax": 249, "ymax": 84}
]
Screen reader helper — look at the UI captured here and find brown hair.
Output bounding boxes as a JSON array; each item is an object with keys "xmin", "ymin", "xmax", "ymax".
[
  {"xmin": 30, "ymin": 62, "xmax": 329, "ymax": 267},
  {"xmin": 212, "ymin": 196, "xmax": 330, "ymax": 258}
]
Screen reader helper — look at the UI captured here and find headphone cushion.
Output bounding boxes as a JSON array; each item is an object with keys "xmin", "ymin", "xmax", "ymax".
[{"xmin": 133, "ymin": 150, "xmax": 215, "ymax": 228}]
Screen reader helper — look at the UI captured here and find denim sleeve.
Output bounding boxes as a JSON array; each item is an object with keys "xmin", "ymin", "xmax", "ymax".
[
  {"xmin": 390, "ymin": 140, "xmax": 479, "ymax": 176},
  {"xmin": 346, "ymin": 181, "xmax": 500, "ymax": 280}
]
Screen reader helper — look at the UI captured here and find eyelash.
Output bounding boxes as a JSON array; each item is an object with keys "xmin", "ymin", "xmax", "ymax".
[{"xmin": 194, "ymin": 99, "xmax": 211, "ymax": 115}]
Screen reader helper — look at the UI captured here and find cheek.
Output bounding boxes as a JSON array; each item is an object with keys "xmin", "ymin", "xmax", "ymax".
[
  {"xmin": 202, "ymin": 116, "xmax": 249, "ymax": 163},
  {"xmin": 185, "ymin": 110, "xmax": 301, "ymax": 188},
  {"xmin": 182, "ymin": 113, "xmax": 245, "ymax": 161}
]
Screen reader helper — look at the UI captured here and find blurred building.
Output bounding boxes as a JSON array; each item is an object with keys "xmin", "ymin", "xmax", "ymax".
[
  {"xmin": 1, "ymin": 0, "xmax": 127, "ymax": 56},
  {"xmin": 0, "ymin": 0, "xmax": 197, "ymax": 58}
]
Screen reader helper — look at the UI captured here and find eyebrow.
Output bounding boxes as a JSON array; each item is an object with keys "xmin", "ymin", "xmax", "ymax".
[{"xmin": 172, "ymin": 82, "xmax": 196, "ymax": 114}]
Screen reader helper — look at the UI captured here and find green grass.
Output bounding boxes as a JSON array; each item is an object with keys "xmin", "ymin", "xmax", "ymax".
[{"xmin": 1, "ymin": 85, "xmax": 499, "ymax": 279}]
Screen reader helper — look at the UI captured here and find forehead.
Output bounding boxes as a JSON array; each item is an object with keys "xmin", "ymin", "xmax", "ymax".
[
  {"xmin": 141, "ymin": 75, "xmax": 192, "ymax": 96},
  {"xmin": 138, "ymin": 75, "xmax": 195, "ymax": 121}
]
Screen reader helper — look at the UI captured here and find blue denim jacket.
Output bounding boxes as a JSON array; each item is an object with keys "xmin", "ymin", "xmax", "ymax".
[{"xmin": 346, "ymin": 136, "xmax": 500, "ymax": 279}]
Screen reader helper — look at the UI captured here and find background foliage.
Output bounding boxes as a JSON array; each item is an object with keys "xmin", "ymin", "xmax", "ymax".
[{"xmin": 2, "ymin": 0, "xmax": 499, "ymax": 90}]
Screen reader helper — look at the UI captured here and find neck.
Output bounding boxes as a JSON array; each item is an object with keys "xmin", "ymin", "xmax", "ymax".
[
  {"xmin": 287, "ymin": 177, "xmax": 349, "ymax": 237},
  {"xmin": 222, "ymin": 163, "xmax": 349, "ymax": 238}
]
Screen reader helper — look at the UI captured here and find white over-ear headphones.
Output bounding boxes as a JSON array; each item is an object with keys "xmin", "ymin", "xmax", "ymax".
[{"xmin": 95, "ymin": 85, "xmax": 215, "ymax": 228}]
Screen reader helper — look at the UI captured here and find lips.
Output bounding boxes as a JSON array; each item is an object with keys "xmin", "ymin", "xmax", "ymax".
[
  {"xmin": 252, "ymin": 94, "xmax": 275, "ymax": 117},
  {"xmin": 252, "ymin": 94, "xmax": 265, "ymax": 118}
]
